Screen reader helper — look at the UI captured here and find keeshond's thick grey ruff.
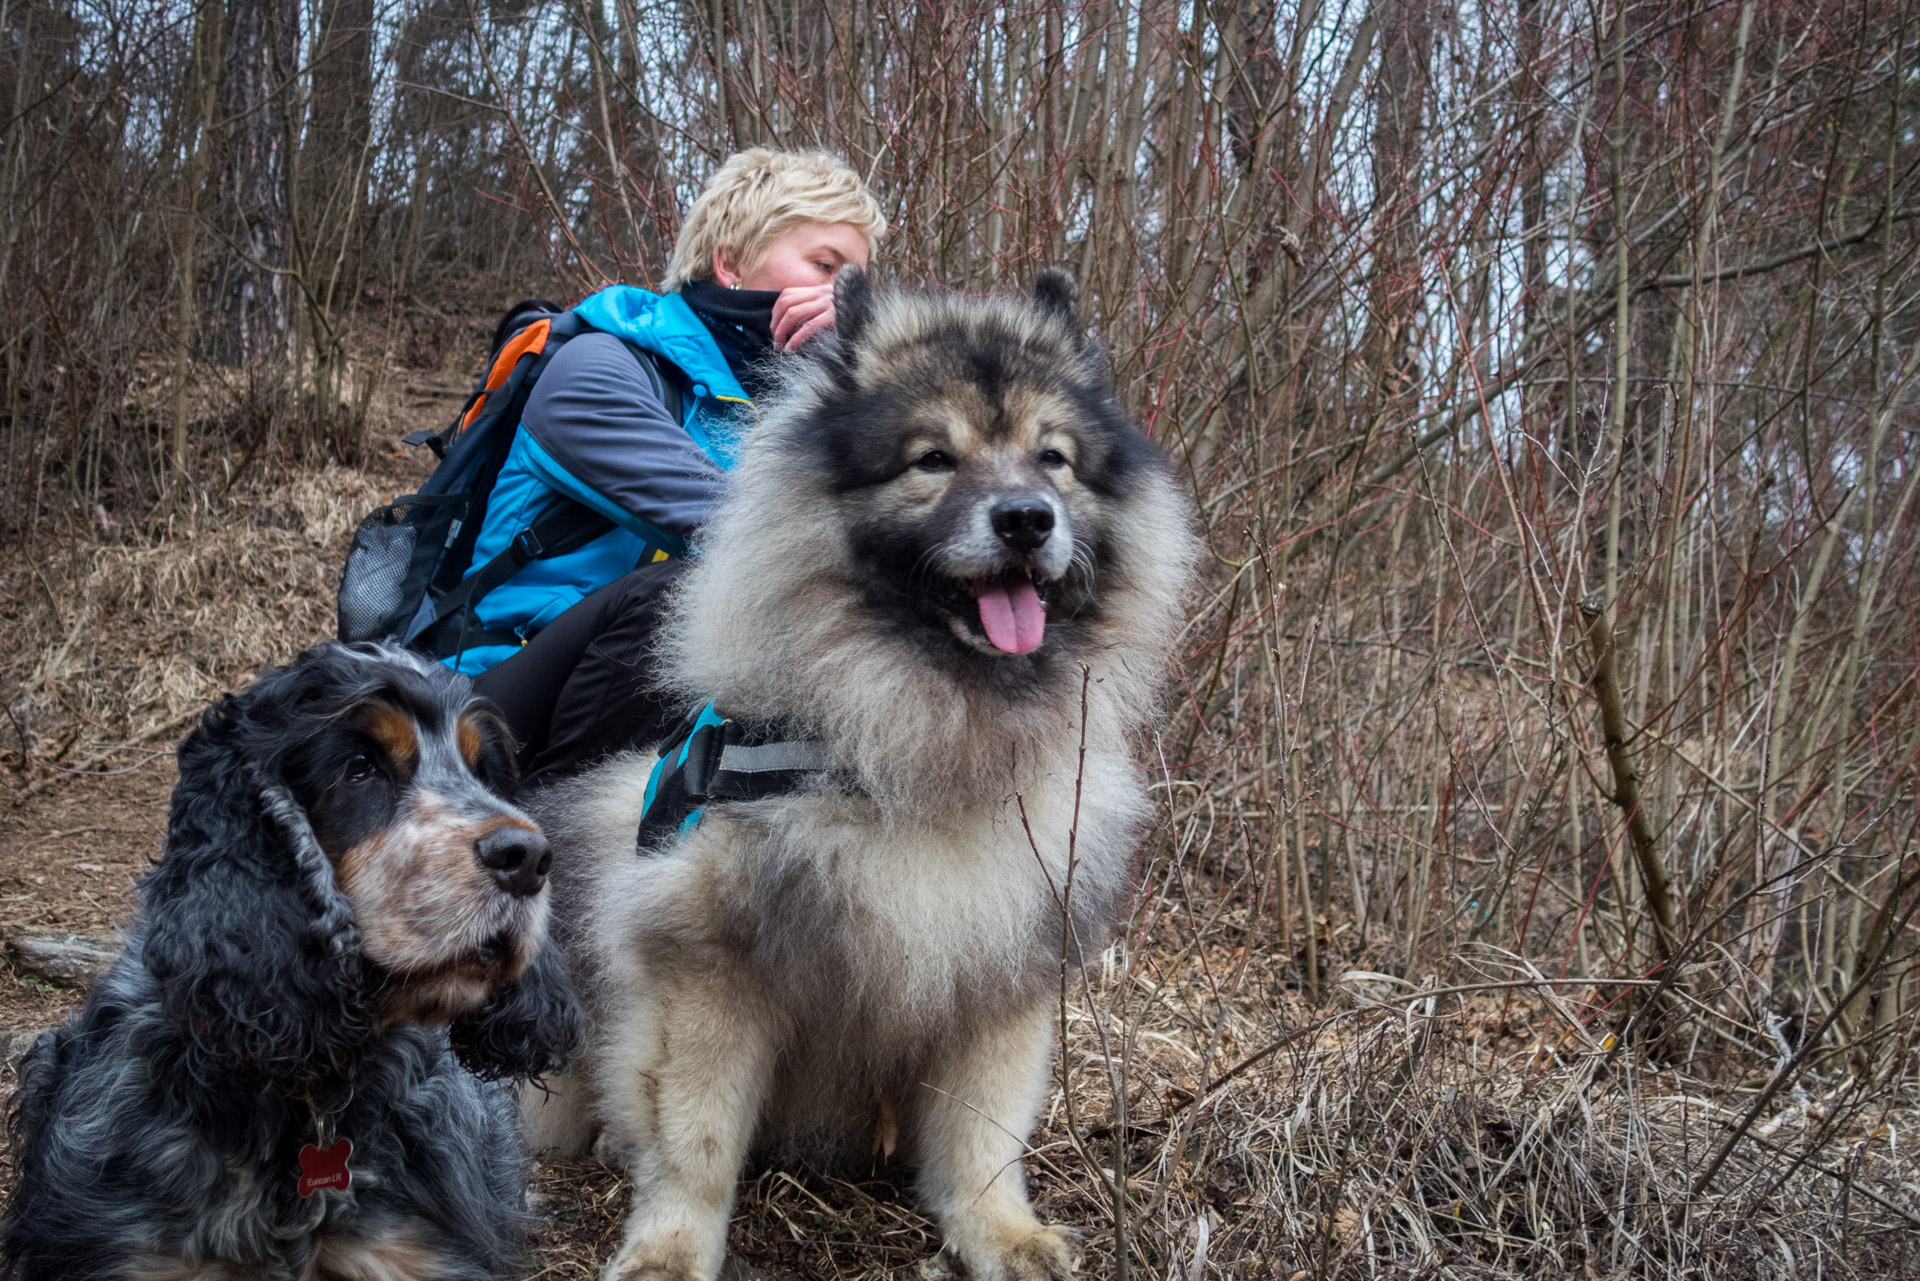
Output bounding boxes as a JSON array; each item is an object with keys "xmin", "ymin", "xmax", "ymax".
[{"xmin": 523, "ymin": 267, "xmax": 1199, "ymax": 1281}]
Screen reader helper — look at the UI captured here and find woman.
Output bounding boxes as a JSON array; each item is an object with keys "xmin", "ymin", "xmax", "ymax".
[{"xmin": 463, "ymin": 148, "xmax": 886, "ymax": 789}]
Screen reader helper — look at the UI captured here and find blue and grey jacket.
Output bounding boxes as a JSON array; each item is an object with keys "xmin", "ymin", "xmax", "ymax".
[{"xmin": 441, "ymin": 286, "xmax": 753, "ymax": 675}]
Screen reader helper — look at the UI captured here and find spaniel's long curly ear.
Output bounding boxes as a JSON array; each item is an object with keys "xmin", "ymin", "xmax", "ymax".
[
  {"xmin": 448, "ymin": 944, "xmax": 583, "ymax": 1082},
  {"xmin": 139, "ymin": 693, "xmax": 368, "ymax": 1083}
]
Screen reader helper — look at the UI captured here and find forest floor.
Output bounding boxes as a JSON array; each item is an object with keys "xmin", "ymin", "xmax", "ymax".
[{"xmin": 3, "ymin": 364, "xmax": 1918, "ymax": 1278}]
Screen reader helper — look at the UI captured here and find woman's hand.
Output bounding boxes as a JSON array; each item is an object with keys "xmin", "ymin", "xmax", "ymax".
[{"xmin": 771, "ymin": 282, "xmax": 839, "ymax": 351}]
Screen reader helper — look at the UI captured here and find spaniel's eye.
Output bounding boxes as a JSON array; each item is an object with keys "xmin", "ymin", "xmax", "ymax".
[
  {"xmin": 914, "ymin": 450, "xmax": 955, "ymax": 473},
  {"xmin": 1038, "ymin": 448, "xmax": 1069, "ymax": 468},
  {"xmin": 343, "ymin": 753, "xmax": 378, "ymax": 784}
]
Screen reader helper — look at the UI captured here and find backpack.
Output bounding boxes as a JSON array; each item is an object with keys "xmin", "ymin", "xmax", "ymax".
[{"xmin": 335, "ymin": 299, "xmax": 685, "ymax": 658}]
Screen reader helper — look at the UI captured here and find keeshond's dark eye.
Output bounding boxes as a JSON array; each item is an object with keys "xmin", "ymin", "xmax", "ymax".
[
  {"xmin": 914, "ymin": 450, "xmax": 954, "ymax": 472},
  {"xmin": 343, "ymin": 753, "xmax": 378, "ymax": 784},
  {"xmin": 1038, "ymin": 448, "xmax": 1069, "ymax": 468}
]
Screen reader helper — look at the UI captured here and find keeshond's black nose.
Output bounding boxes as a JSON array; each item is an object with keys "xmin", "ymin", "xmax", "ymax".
[
  {"xmin": 991, "ymin": 497, "xmax": 1055, "ymax": 551},
  {"xmin": 476, "ymin": 826, "xmax": 552, "ymax": 897}
]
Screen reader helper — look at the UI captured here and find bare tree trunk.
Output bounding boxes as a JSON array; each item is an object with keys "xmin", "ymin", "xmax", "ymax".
[
  {"xmin": 1582, "ymin": 596, "xmax": 1681, "ymax": 970},
  {"xmin": 1366, "ymin": 0, "xmax": 1432, "ymax": 404},
  {"xmin": 168, "ymin": 0, "xmax": 219, "ymax": 509},
  {"xmin": 306, "ymin": 0, "xmax": 372, "ymax": 303},
  {"xmin": 210, "ymin": 0, "xmax": 297, "ymax": 366}
]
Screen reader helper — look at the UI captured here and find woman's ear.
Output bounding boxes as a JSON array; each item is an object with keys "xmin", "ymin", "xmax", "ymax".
[
  {"xmin": 711, "ymin": 245, "xmax": 741, "ymax": 289},
  {"xmin": 140, "ymin": 700, "xmax": 368, "ymax": 1083},
  {"xmin": 447, "ymin": 944, "xmax": 583, "ymax": 1082}
]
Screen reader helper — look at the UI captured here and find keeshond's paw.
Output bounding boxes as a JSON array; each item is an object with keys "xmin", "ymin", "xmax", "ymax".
[
  {"xmin": 600, "ymin": 1241, "xmax": 707, "ymax": 1281},
  {"xmin": 600, "ymin": 1260, "xmax": 700, "ymax": 1281},
  {"xmin": 589, "ymin": 1127, "xmax": 636, "ymax": 1169},
  {"xmin": 970, "ymin": 1222, "xmax": 1080, "ymax": 1281}
]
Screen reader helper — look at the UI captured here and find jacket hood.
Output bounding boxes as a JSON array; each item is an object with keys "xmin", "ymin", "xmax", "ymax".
[{"xmin": 571, "ymin": 286, "xmax": 751, "ymax": 405}]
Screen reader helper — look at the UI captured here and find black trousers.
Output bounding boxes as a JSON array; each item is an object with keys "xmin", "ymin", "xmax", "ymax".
[{"xmin": 471, "ymin": 559, "xmax": 690, "ymax": 793}]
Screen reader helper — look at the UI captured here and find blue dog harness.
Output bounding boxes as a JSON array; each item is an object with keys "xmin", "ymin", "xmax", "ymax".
[{"xmin": 637, "ymin": 704, "xmax": 834, "ymax": 850}]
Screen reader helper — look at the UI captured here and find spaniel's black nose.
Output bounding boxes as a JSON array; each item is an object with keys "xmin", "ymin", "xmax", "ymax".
[{"xmin": 475, "ymin": 826, "xmax": 552, "ymax": 897}]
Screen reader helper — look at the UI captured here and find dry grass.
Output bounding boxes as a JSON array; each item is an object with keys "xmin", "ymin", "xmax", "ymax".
[
  {"xmin": 1030, "ymin": 861, "xmax": 1917, "ymax": 1281},
  {"xmin": 521, "ymin": 847, "xmax": 1920, "ymax": 1280},
  {"xmin": 10, "ymin": 13, "xmax": 1920, "ymax": 1276},
  {"xmin": 3, "ymin": 451, "xmax": 1916, "ymax": 1279},
  {"xmin": 515, "ymin": 943, "xmax": 1920, "ymax": 1279},
  {"xmin": 0, "ymin": 455, "xmax": 432, "ymax": 785}
]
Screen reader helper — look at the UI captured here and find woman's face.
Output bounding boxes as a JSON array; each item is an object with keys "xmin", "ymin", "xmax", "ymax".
[{"xmin": 715, "ymin": 221, "xmax": 870, "ymax": 293}]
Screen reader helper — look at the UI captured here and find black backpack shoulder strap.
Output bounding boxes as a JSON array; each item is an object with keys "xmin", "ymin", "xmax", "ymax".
[
  {"xmin": 409, "ymin": 330, "xmax": 690, "ymax": 660},
  {"xmin": 409, "ymin": 499, "xmax": 617, "ymax": 657}
]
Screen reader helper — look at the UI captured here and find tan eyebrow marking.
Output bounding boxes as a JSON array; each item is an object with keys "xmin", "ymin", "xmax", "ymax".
[
  {"xmin": 457, "ymin": 714, "xmax": 485, "ymax": 769},
  {"xmin": 358, "ymin": 703, "xmax": 419, "ymax": 773}
]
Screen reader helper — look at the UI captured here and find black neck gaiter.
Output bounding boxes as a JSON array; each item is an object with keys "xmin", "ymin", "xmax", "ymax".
[{"xmin": 679, "ymin": 279, "xmax": 780, "ymax": 400}]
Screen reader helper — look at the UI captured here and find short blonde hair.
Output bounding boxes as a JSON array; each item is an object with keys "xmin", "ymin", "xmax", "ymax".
[{"xmin": 663, "ymin": 148, "xmax": 887, "ymax": 290}]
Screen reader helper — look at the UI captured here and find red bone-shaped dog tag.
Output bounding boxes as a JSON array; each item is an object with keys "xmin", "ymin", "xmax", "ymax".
[{"xmin": 297, "ymin": 1138, "xmax": 353, "ymax": 1198}]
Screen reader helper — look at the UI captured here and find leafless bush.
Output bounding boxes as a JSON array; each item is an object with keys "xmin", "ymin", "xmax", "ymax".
[{"xmin": 5, "ymin": 0, "xmax": 1919, "ymax": 1272}]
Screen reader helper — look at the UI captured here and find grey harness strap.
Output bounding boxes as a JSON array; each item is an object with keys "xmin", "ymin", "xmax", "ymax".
[{"xmin": 637, "ymin": 704, "xmax": 836, "ymax": 849}]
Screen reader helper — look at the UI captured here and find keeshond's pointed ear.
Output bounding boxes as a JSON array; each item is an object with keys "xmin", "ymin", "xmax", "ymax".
[
  {"xmin": 1033, "ymin": 269, "xmax": 1084, "ymax": 345},
  {"xmin": 834, "ymin": 264, "xmax": 874, "ymax": 348}
]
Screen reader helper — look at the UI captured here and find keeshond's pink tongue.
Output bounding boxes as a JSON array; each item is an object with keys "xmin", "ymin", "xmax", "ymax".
[{"xmin": 976, "ymin": 577, "xmax": 1046, "ymax": 654}]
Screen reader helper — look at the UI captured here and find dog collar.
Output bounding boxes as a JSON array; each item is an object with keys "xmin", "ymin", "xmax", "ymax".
[{"xmin": 637, "ymin": 703, "xmax": 834, "ymax": 849}]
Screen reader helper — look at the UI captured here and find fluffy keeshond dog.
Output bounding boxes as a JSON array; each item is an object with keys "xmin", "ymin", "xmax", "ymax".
[{"xmin": 522, "ymin": 266, "xmax": 1199, "ymax": 1281}]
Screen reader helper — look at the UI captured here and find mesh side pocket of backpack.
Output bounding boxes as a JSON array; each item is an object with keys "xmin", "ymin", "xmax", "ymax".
[{"xmin": 337, "ymin": 496, "xmax": 466, "ymax": 643}]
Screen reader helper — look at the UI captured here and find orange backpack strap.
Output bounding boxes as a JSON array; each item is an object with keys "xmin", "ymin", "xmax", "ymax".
[{"xmin": 457, "ymin": 318, "xmax": 553, "ymax": 436}]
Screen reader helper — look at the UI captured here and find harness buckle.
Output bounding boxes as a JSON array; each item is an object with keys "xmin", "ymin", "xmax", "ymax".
[
  {"xmin": 678, "ymin": 722, "xmax": 723, "ymax": 798},
  {"xmin": 636, "ymin": 704, "xmax": 837, "ymax": 853}
]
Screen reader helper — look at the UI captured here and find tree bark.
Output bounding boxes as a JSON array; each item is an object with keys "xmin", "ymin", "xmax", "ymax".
[
  {"xmin": 1581, "ymin": 596, "xmax": 1681, "ymax": 970},
  {"xmin": 305, "ymin": 0, "xmax": 373, "ymax": 305},
  {"xmin": 210, "ymin": 0, "xmax": 298, "ymax": 366},
  {"xmin": 1366, "ymin": 0, "xmax": 1432, "ymax": 403}
]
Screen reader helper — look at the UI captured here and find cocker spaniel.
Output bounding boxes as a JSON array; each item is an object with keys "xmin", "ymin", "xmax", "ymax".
[{"xmin": 3, "ymin": 642, "xmax": 582, "ymax": 1281}]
